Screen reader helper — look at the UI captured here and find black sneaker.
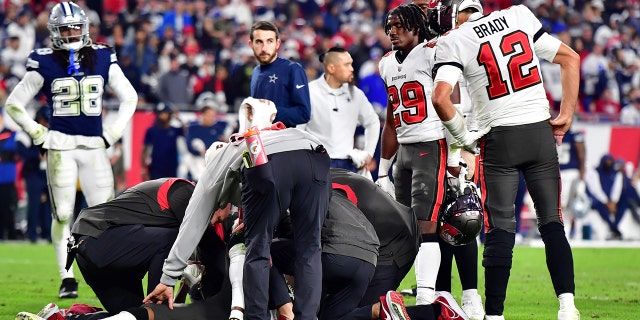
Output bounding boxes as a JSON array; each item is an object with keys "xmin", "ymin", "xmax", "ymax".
[{"xmin": 59, "ymin": 278, "xmax": 78, "ymax": 298}]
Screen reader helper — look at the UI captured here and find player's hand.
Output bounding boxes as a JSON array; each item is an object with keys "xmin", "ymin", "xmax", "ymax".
[
  {"xmin": 349, "ymin": 149, "xmax": 370, "ymax": 169},
  {"xmin": 549, "ymin": 113, "xmax": 573, "ymax": 146},
  {"xmin": 102, "ymin": 125, "xmax": 121, "ymax": 148},
  {"xmin": 375, "ymin": 176, "xmax": 395, "ymax": 200},
  {"xmin": 29, "ymin": 124, "xmax": 48, "ymax": 146},
  {"xmin": 143, "ymin": 283, "xmax": 175, "ymax": 310},
  {"xmin": 454, "ymin": 127, "xmax": 490, "ymax": 151}
]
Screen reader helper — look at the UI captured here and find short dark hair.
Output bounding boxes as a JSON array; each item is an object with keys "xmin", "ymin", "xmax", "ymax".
[
  {"xmin": 318, "ymin": 46, "xmax": 347, "ymax": 63},
  {"xmin": 250, "ymin": 21, "xmax": 279, "ymax": 41}
]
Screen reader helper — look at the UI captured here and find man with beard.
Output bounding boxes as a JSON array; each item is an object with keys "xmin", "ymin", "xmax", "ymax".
[{"xmin": 248, "ymin": 21, "xmax": 311, "ymax": 128}]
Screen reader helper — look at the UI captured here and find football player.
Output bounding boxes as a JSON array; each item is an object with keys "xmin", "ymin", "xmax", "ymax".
[
  {"xmin": 376, "ymin": 3, "xmax": 459, "ymax": 306},
  {"xmin": 5, "ymin": 2, "xmax": 137, "ymax": 299},
  {"xmin": 430, "ymin": 1, "xmax": 581, "ymax": 319},
  {"xmin": 557, "ymin": 127, "xmax": 587, "ymax": 238}
]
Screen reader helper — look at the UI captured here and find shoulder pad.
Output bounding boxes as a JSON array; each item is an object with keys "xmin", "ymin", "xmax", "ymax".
[{"xmin": 382, "ymin": 50, "xmax": 395, "ymax": 57}]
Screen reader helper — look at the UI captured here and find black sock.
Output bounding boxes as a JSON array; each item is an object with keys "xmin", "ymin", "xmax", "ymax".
[
  {"xmin": 540, "ymin": 222, "xmax": 575, "ymax": 295},
  {"xmin": 455, "ymin": 240, "xmax": 479, "ymax": 290},
  {"xmin": 436, "ymin": 237, "xmax": 454, "ymax": 291}
]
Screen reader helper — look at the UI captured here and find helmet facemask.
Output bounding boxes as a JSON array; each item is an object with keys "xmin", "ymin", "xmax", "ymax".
[{"xmin": 48, "ymin": 2, "xmax": 92, "ymax": 51}]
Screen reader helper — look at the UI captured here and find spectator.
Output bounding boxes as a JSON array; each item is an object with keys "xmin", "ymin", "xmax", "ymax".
[
  {"xmin": 15, "ymin": 106, "xmax": 52, "ymax": 243},
  {"xmin": 184, "ymin": 95, "xmax": 230, "ymax": 182},
  {"xmin": 1, "ymin": 32, "xmax": 26, "ymax": 78},
  {"xmin": 0, "ymin": 109, "xmax": 18, "ymax": 240},
  {"xmin": 156, "ymin": 54, "xmax": 193, "ymax": 110},
  {"xmin": 248, "ymin": 20, "xmax": 311, "ymax": 127},
  {"xmin": 620, "ymin": 88, "xmax": 640, "ymax": 126},
  {"xmin": 5, "ymin": 8, "xmax": 36, "ymax": 61},
  {"xmin": 121, "ymin": 23, "xmax": 158, "ymax": 76},
  {"xmin": 585, "ymin": 154, "xmax": 626, "ymax": 240},
  {"xmin": 141, "ymin": 103, "xmax": 185, "ymax": 181}
]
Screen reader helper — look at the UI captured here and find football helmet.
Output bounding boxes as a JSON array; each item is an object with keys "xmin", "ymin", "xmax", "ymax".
[
  {"xmin": 569, "ymin": 191, "xmax": 591, "ymax": 219},
  {"xmin": 427, "ymin": 0, "xmax": 483, "ymax": 36},
  {"xmin": 438, "ymin": 183, "xmax": 484, "ymax": 246},
  {"xmin": 48, "ymin": 2, "xmax": 91, "ymax": 51}
]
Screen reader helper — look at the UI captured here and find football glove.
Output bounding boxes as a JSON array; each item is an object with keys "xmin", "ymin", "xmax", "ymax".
[
  {"xmin": 102, "ymin": 125, "xmax": 122, "ymax": 148},
  {"xmin": 375, "ymin": 176, "xmax": 396, "ymax": 200},
  {"xmin": 28, "ymin": 124, "xmax": 48, "ymax": 146},
  {"xmin": 349, "ymin": 149, "xmax": 369, "ymax": 169}
]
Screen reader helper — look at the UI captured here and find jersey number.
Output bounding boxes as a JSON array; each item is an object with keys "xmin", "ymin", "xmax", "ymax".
[
  {"xmin": 51, "ymin": 76, "xmax": 104, "ymax": 116},
  {"xmin": 387, "ymin": 81, "xmax": 427, "ymax": 127},
  {"xmin": 477, "ymin": 31, "xmax": 542, "ymax": 100}
]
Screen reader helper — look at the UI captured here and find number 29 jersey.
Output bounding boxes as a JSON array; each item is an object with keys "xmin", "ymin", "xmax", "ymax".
[
  {"xmin": 379, "ymin": 43, "xmax": 444, "ymax": 145},
  {"xmin": 433, "ymin": 5, "xmax": 562, "ymax": 128},
  {"xmin": 26, "ymin": 44, "xmax": 114, "ymax": 137}
]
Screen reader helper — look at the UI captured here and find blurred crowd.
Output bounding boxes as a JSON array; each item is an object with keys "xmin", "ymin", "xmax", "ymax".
[
  {"xmin": 1, "ymin": 0, "xmax": 640, "ymax": 242},
  {"xmin": 0, "ymin": 0, "xmax": 640, "ymax": 122}
]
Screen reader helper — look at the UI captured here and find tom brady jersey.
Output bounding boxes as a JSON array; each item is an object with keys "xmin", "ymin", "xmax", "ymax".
[
  {"xmin": 433, "ymin": 5, "xmax": 563, "ymax": 129},
  {"xmin": 379, "ymin": 42, "xmax": 444, "ymax": 144},
  {"xmin": 25, "ymin": 44, "xmax": 114, "ymax": 137}
]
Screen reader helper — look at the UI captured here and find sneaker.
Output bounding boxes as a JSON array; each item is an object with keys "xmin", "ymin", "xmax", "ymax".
[
  {"xmin": 59, "ymin": 278, "xmax": 78, "ymax": 299},
  {"xmin": 400, "ymin": 286, "xmax": 417, "ymax": 297},
  {"xmin": 484, "ymin": 316, "xmax": 505, "ymax": 320},
  {"xmin": 433, "ymin": 291, "xmax": 469, "ymax": 320},
  {"xmin": 36, "ymin": 303, "xmax": 65, "ymax": 320},
  {"xmin": 461, "ymin": 292, "xmax": 485, "ymax": 320},
  {"xmin": 558, "ymin": 307, "xmax": 580, "ymax": 320},
  {"xmin": 15, "ymin": 312, "xmax": 45, "ymax": 320},
  {"xmin": 380, "ymin": 291, "xmax": 411, "ymax": 320}
]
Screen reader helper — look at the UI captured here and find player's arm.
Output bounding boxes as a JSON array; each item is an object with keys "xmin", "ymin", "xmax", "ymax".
[
  {"xmin": 104, "ymin": 62, "xmax": 138, "ymax": 146},
  {"xmin": 279, "ymin": 64, "xmax": 311, "ymax": 127},
  {"xmin": 5, "ymin": 71, "xmax": 47, "ymax": 144},
  {"xmin": 356, "ymin": 89, "xmax": 381, "ymax": 157},
  {"xmin": 548, "ymin": 43, "xmax": 580, "ymax": 144}
]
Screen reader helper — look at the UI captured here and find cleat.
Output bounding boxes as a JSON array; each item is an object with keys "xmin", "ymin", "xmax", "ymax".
[
  {"xmin": 15, "ymin": 312, "xmax": 45, "ymax": 320},
  {"xmin": 558, "ymin": 307, "xmax": 580, "ymax": 320},
  {"xmin": 36, "ymin": 303, "xmax": 65, "ymax": 320},
  {"xmin": 400, "ymin": 286, "xmax": 416, "ymax": 297},
  {"xmin": 59, "ymin": 278, "xmax": 78, "ymax": 299},
  {"xmin": 461, "ymin": 292, "xmax": 485, "ymax": 320},
  {"xmin": 380, "ymin": 291, "xmax": 411, "ymax": 320},
  {"xmin": 433, "ymin": 291, "xmax": 469, "ymax": 320}
]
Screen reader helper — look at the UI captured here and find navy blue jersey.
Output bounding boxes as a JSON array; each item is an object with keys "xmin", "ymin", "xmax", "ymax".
[
  {"xmin": 25, "ymin": 45, "xmax": 115, "ymax": 137},
  {"xmin": 185, "ymin": 121, "xmax": 228, "ymax": 156},
  {"xmin": 250, "ymin": 57, "xmax": 311, "ymax": 127},
  {"xmin": 144, "ymin": 125, "xmax": 184, "ymax": 179},
  {"xmin": 558, "ymin": 129, "xmax": 585, "ymax": 171}
]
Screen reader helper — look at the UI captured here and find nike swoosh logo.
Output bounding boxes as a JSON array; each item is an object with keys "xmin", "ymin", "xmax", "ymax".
[
  {"xmin": 419, "ymin": 152, "xmax": 429, "ymax": 156},
  {"xmin": 296, "ymin": 84, "xmax": 305, "ymax": 89}
]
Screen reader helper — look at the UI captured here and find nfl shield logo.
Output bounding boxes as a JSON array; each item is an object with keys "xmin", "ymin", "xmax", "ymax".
[{"xmin": 397, "ymin": 66, "xmax": 402, "ymax": 72}]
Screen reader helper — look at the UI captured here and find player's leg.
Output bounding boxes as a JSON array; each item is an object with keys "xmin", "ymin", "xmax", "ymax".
[
  {"xmin": 286, "ymin": 150, "xmax": 331, "ymax": 320},
  {"xmin": 435, "ymin": 238, "xmax": 454, "ymax": 292},
  {"xmin": 77, "ymin": 148, "xmax": 114, "ymax": 207},
  {"xmin": 478, "ymin": 127, "xmax": 521, "ymax": 317},
  {"xmin": 319, "ymin": 253, "xmax": 375, "ymax": 320},
  {"xmin": 241, "ymin": 160, "xmax": 280, "ymax": 320},
  {"xmin": 396, "ymin": 140, "xmax": 447, "ymax": 305},
  {"xmin": 522, "ymin": 123, "xmax": 578, "ymax": 319},
  {"xmin": 46, "ymin": 149, "xmax": 79, "ymax": 297}
]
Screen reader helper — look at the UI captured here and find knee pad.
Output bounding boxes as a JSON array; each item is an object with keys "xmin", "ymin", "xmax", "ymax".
[{"xmin": 482, "ymin": 228, "xmax": 515, "ymax": 268}]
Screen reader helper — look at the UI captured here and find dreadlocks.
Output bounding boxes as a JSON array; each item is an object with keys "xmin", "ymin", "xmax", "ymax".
[{"xmin": 384, "ymin": 4, "xmax": 430, "ymax": 43}]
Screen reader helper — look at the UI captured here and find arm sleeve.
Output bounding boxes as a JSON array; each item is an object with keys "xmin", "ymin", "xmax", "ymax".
[
  {"xmin": 277, "ymin": 63, "xmax": 311, "ymax": 127},
  {"xmin": 107, "ymin": 64, "xmax": 138, "ymax": 133},
  {"xmin": 356, "ymin": 88, "xmax": 381, "ymax": 157},
  {"xmin": 433, "ymin": 37, "xmax": 464, "ymax": 88},
  {"xmin": 4, "ymin": 71, "xmax": 44, "ymax": 135}
]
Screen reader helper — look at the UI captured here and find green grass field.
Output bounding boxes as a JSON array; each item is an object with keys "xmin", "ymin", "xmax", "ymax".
[{"xmin": 0, "ymin": 242, "xmax": 638, "ymax": 319}]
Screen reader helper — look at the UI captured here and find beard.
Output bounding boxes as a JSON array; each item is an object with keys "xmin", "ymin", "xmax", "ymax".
[{"xmin": 256, "ymin": 51, "xmax": 277, "ymax": 65}]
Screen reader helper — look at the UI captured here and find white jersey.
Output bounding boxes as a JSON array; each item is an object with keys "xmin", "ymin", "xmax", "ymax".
[
  {"xmin": 379, "ymin": 42, "xmax": 444, "ymax": 144},
  {"xmin": 433, "ymin": 5, "xmax": 562, "ymax": 128}
]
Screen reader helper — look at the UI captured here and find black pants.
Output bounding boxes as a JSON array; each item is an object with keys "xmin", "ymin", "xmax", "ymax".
[
  {"xmin": 359, "ymin": 261, "xmax": 412, "ymax": 306},
  {"xmin": 0, "ymin": 182, "xmax": 18, "ymax": 240},
  {"xmin": 320, "ymin": 253, "xmax": 375, "ymax": 320},
  {"xmin": 76, "ymin": 225, "xmax": 178, "ymax": 313},
  {"xmin": 242, "ymin": 150, "xmax": 331, "ymax": 320}
]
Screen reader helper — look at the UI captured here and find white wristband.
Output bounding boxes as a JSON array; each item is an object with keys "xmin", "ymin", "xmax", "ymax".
[
  {"xmin": 379, "ymin": 158, "xmax": 392, "ymax": 177},
  {"xmin": 442, "ymin": 110, "xmax": 467, "ymax": 142}
]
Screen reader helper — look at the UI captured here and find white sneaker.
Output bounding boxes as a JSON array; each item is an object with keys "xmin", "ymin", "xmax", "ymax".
[
  {"xmin": 484, "ymin": 316, "xmax": 505, "ymax": 320},
  {"xmin": 558, "ymin": 307, "xmax": 580, "ymax": 320},
  {"xmin": 462, "ymin": 293, "xmax": 485, "ymax": 320}
]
